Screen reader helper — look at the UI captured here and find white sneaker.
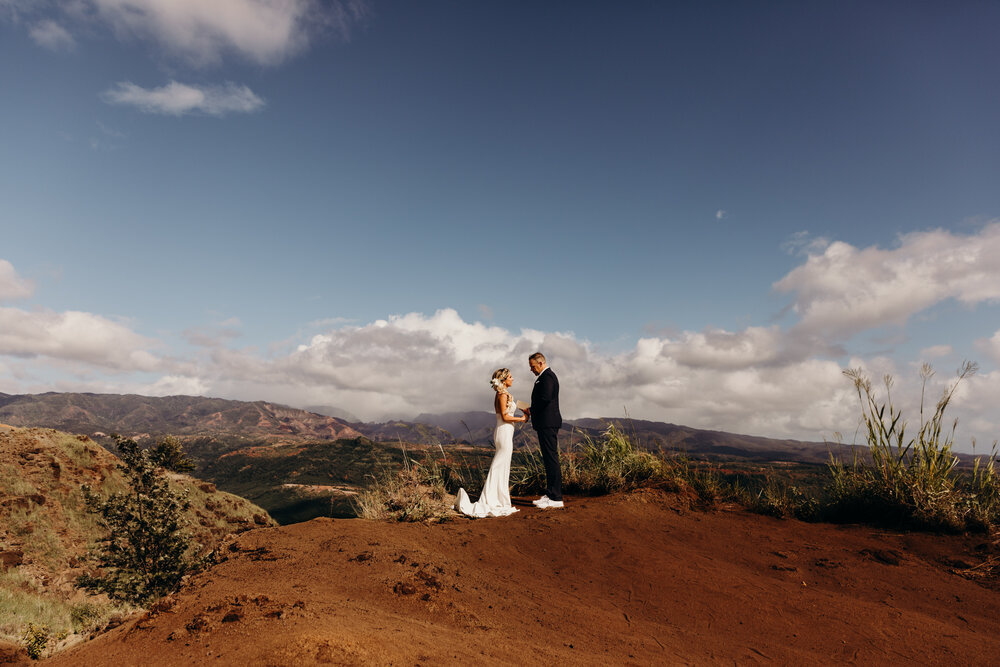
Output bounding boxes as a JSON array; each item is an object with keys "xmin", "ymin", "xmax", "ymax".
[
  {"xmin": 532, "ymin": 495, "xmax": 550, "ymax": 506},
  {"xmin": 537, "ymin": 498, "xmax": 564, "ymax": 509}
]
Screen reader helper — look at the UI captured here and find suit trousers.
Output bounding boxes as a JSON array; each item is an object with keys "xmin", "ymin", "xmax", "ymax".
[{"xmin": 535, "ymin": 427, "xmax": 562, "ymax": 501}]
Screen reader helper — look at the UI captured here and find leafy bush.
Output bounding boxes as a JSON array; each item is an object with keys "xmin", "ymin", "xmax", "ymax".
[
  {"xmin": 78, "ymin": 435, "xmax": 195, "ymax": 605},
  {"xmin": 21, "ymin": 622, "xmax": 48, "ymax": 660},
  {"xmin": 149, "ymin": 436, "xmax": 195, "ymax": 473},
  {"xmin": 68, "ymin": 602, "xmax": 102, "ymax": 633}
]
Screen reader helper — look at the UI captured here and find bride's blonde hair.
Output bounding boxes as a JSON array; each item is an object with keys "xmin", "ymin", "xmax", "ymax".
[{"xmin": 490, "ymin": 368, "xmax": 511, "ymax": 394}]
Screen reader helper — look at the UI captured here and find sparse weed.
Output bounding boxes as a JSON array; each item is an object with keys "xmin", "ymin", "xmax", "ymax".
[
  {"xmin": 749, "ymin": 476, "xmax": 819, "ymax": 520},
  {"xmin": 826, "ymin": 362, "xmax": 1000, "ymax": 531},
  {"xmin": 511, "ymin": 424, "xmax": 663, "ymax": 497},
  {"xmin": 352, "ymin": 457, "xmax": 454, "ymax": 522}
]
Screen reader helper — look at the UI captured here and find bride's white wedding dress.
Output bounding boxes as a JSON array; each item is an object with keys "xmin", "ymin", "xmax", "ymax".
[{"xmin": 455, "ymin": 394, "xmax": 519, "ymax": 518}]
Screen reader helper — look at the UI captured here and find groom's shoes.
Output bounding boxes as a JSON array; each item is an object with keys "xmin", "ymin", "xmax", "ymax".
[
  {"xmin": 532, "ymin": 495, "xmax": 550, "ymax": 506},
  {"xmin": 536, "ymin": 498, "xmax": 564, "ymax": 509}
]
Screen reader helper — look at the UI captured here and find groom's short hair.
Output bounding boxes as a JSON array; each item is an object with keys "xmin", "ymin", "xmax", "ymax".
[{"xmin": 529, "ymin": 352, "xmax": 546, "ymax": 363}]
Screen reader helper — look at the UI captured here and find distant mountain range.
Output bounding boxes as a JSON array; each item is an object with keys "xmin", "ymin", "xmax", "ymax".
[
  {"xmin": 0, "ymin": 391, "xmax": 854, "ymax": 526},
  {"xmin": 0, "ymin": 392, "xmax": 847, "ymax": 464},
  {"xmin": 0, "ymin": 392, "xmax": 363, "ymax": 441}
]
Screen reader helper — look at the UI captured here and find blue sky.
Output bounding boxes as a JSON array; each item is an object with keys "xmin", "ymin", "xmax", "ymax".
[{"xmin": 2, "ymin": 1, "xmax": 999, "ymax": 449}]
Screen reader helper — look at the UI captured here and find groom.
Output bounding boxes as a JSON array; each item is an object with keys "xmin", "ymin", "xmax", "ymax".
[{"xmin": 525, "ymin": 352, "xmax": 563, "ymax": 509}]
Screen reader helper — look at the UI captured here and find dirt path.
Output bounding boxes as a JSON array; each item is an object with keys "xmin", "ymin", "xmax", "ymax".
[{"xmin": 46, "ymin": 489, "xmax": 1000, "ymax": 665}]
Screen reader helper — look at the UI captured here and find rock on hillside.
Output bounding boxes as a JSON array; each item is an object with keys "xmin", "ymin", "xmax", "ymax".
[{"xmin": 0, "ymin": 425, "xmax": 274, "ymax": 651}]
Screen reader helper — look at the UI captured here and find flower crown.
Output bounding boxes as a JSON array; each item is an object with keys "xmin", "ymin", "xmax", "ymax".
[{"xmin": 490, "ymin": 376, "xmax": 510, "ymax": 392}]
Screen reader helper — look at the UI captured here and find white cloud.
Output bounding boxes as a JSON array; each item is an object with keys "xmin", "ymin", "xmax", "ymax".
[
  {"xmin": 132, "ymin": 309, "xmax": 857, "ymax": 440},
  {"xmin": 144, "ymin": 374, "xmax": 209, "ymax": 396},
  {"xmin": 919, "ymin": 344, "xmax": 953, "ymax": 359},
  {"xmin": 92, "ymin": 0, "xmax": 364, "ymax": 66},
  {"xmin": 0, "ymin": 260, "xmax": 34, "ymax": 301},
  {"xmin": 976, "ymin": 330, "xmax": 1000, "ymax": 365},
  {"xmin": 0, "ymin": 307, "xmax": 160, "ymax": 371},
  {"xmin": 5, "ymin": 0, "xmax": 367, "ymax": 65},
  {"xmin": 29, "ymin": 19, "xmax": 75, "ymax": 50},
  {"xmin": 660, "ymin": 326, "xmax": 783, "ymax": 370},
  {"xmin": 775, "ymin": 221, "xmax": 1000, "ymax": 339},
  {"xmin": 781, "ymin": 230, "xmax": 831, "ymax": 256},
  {"xmin": 2, "ymin": 304, "xmax": 995, "ymax": 447},
  {"xmin": 102, "ymin": 80, "xmax": 265, "ymax": 116},
  {"xmin": 716, "ymin": 209, "xmax": 726, "ymax": 220}
]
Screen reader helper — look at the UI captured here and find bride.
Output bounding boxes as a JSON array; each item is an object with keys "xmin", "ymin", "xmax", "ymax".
[{"xmin": 455, "ymin": 368, "xmax": 527, "ymax": 517}]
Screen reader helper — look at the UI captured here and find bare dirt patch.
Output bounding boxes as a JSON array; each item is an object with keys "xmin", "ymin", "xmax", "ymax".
[{"xmin": 47, "ymin": 490, "xmax": 1000, "ymax": 665}]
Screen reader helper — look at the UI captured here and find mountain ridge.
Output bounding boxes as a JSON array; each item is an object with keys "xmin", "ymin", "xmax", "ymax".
[{"xmin": 0, "ymin": 391, "xmax": 844, "ymax": 464}]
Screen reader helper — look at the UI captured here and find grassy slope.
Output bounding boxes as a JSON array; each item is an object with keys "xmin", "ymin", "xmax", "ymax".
[{"xmin": 0, "ymin": 426, "xmax": 273, "ymax": 650}]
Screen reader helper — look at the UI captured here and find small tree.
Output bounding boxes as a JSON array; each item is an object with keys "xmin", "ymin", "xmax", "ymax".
[
  {"xmin": 79, "ymin": 434, "xmax": 193, "ymax": 605},
  {"xmin": 150, "ymin": 435, "xmax": 196, "ymax": 473}
]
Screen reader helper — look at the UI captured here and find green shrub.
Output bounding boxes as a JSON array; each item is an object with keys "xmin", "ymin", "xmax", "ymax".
[
  {"xmin": 78, "ymin": 434, "xmax": 195, "ymax": 605},
  {"xmin": 149, "ymin": 436, "xmax": 196, "ymax": 473},
  {"xmin": 68, "ymin": 602, "xmax": 102, "ymax": 633},
  {"xmin": 21, "ymin": 622, "xmax": 48, "ymax": 660}
]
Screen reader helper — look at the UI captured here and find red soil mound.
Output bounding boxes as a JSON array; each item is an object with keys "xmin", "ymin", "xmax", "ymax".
[{"xmin": 47, "ymin": 490, "xmax": 1000, "ymax": 665}]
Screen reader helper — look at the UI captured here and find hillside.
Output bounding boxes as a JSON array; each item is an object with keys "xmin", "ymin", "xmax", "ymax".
[
  {"xmin": 44, "ymin": 488, "xmax": 1000, "ymax": 665},
  {"xmin": 0, "ymin": 425, "xmax": 275, "ymax": 653},
  {"xmin": 0, "ymin": 393, "xmax": 362, "ymax": 441},
  {"xmin": 0, "ymin": 393, "xmax": 853, "ymax": 527},
  {"xmin": 0, "ymin": 393, "xmax": 843, "ymax": 463}
]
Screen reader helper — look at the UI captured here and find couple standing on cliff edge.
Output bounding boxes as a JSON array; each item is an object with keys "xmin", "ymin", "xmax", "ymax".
[{"xmin": 455, "ymin": 352, "xmax": 562, "ymax": 517}]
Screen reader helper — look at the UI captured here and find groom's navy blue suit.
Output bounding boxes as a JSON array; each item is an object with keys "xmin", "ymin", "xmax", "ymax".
[{"xmin": 530, "ymin": 367, "xmax": 562, "ymax": 501}]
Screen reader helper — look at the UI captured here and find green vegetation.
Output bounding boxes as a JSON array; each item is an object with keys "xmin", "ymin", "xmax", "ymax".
[
  {"xmin": 825, "ymin": 363, "xmax": 1000, "ymax": 531},
  {"xmin": 21, "ymin": 622, "xmax": 49, "ymax": 660},
  {"xmin": 511, "ymin": 424, "xmax": 664, "ymax": 496},
  {"xmin": 355, "ymin": 364, "xmax": 998, "ymax": 534},
  {"xmin": 0, "ymin": 427, "xmax": 269, "ymax": 655},
  {"xmin": 78, "ymin": 435, "xmax": 195, "ymax": 605},
  {"xmin": 199, "ymin": 437, "xmax": 495, "ymax": 524},
  {"xmin": 353, "ymin": 457, "xmax": 454, "ymax": 522},
  {"xmin": 149, "ymin": 436, "xmax": 195, "ymax": 473}
]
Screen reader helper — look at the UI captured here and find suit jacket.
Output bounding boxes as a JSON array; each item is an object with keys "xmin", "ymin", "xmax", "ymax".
[{"xmin": 530, "ymin": 367, "xmax": 562, "ymax": 430}]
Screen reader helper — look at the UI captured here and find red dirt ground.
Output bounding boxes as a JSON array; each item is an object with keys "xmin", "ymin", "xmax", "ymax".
[{"xmin": 45, "ymin": 489, "xmax": 1000, "ymax": 665}]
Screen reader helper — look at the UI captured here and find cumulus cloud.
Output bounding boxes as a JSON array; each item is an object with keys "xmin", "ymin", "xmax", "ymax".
[
  {"xmin": 5, "ymin": 0, "xmax": 368, "ymax": 65},
  {"xmin": 3, "ymin": 303, "xmax": 995, "ymax": 446},
  {"xmin": 29, "ymin": 19, "xmax": 75, "ymax": 50},
  {"xmin": 91, "ymin": 0, "xmax": 362, "ymax": 65},
  {"xmin": 123, "ymin": 308, "xmax": 858, "ymax": 440},
  {"xmin": 775, "ymin": 222, "xmax": 1000, "ymax": 339},
  {"xmin": 780, "ymin": 230, "xmax": 831, "ymax": 256},
  {"xmin": 0, "ymin": 260, "xmax": 34, "ymax": 301},
  {"xmin": 144, "ymin": 374, "xmax": 210, "ymax": 396},
  {"xmin": 0, "ymin": 307, "xmax": 160, "ymax": 371},
  {"xmin": 102, "ymin": 80, "xmax": 265, "ymax": 116},
  {"xmin": 919, "ymin": 344, "xmax": 953, "ymax": 359},
  {"xmin": 976, "ymin": 330, "xmax": 1000, "ymax": 365}
]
